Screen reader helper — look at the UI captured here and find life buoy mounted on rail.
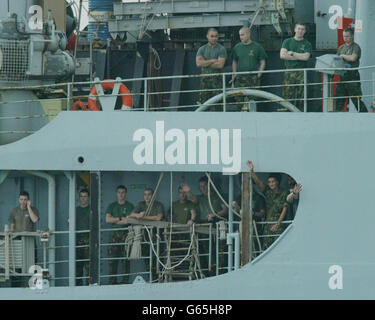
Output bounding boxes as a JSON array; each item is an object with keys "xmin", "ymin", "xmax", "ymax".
[
  {"xmin": 87, "ymin": 79, "xmax": 133, "ymax": 111},
  {"xmin": 71, "ymin": 99, "xmax": 88, "ymax": 111}
]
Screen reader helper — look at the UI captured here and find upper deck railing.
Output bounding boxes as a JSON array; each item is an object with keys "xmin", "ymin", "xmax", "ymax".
[{"xmin": 0, "ymin": 65, "xmax": 374, "ymax": 137}]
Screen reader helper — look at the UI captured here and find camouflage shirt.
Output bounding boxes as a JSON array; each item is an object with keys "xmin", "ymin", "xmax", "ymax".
[
  {"xmin": 263, "ymin": 186, "xmax": 289, "ymax": 222},
  {"xmin": 337, "ymin": 42, "xmax": 361, "ymax": 68}
]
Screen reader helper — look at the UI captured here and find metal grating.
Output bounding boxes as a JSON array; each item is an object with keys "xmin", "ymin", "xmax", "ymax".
[{"xmin": 0, "ymin": 39, "xmax": 30, "ymax": 82}]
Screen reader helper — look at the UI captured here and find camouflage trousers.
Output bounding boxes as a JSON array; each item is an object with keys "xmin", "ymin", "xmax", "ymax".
[
  {"xmin": 262, "ymin": 222, "xmax": 286, "ymax": 250},
  {"xmin": 233, "ymin": 74, "xmax": 260, "ymax": 111},
  {"xmin": 283, "ymin": 71, "xmax": 305, "ymax": 111},
  {"xmin": 199, "ymin": 73, "xmax": 223, "ymax": 110},
  {"xmin": 76, "ymin": 233, "xmax": 90, "ymax": 286},
  {"xmin": 108, "ymin": 230, "xmax": 129, "ymax": 284},
  {"xmin": 334, "ymin": 71, "xmax": 367, "ymax": 112}
]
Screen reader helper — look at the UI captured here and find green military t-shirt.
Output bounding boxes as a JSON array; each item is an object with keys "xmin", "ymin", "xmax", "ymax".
[
  {"xmin": 282, "ymin": 37, "xmax": 312, "ymax": 69},
  {"xmin": 8, "ymin": 206, "xmax": 39, "ymax": 232},
  {"xmin": 196, "ymin": 192, "xmax": 222, "ymax": 222},
  {"xmin": 232, "ymin": 41, "xmax": 268, "ymax": 72},
  {"xmin": 168, "ymin": 200, "xmax": 196, "ymax": 224},
  {"xmin": 76, "ymin": 206, "xmax": 90, "ymax": 231},
  {"xmin": 196, "ymin": 43, "xmax": 227, "ymax": 74},
  {"xmin": 133, "ymin": 200, "xmax": 165, "ymax": 218},
  {"xmin": 106, "ymin": 201, "xmax": 134, "ymax": 228},
  {"xmin": 337, "ymin": 42, "xmax": 361, "ymax": 68}
]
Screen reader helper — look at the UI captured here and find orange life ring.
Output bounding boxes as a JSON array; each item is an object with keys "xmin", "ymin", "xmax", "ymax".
[
  {"xmin": 87, "ymin": 80, "xmax": 133, "ymax": 111},
  {"xmin": 71, "ymin": 99, "xmax": 88, "ymax": 111}
]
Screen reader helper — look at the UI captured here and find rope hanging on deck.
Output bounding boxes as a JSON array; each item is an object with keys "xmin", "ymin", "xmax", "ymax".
[{"xmin": 127, "ymin": 172, "xmax": 165, "ymax": 259}]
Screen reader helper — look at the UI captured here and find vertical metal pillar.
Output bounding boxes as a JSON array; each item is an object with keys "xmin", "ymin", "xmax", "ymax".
[
  {"xmin": 227, "ymin": 175, "xmax": 234, "ymax": 272},
  {"xmin": 65, "ymin": 172, "xmax": 76, "ymax": 287},
  {"xmin": 144, "ymin": 79, "xmax": 148, "ymax": 111},
  {"xmin": 323, "ymin": 73, "xmax": 329, "ymax": 113},
  {"xmin": 241, "ymin": 172, "xmax": 251, "ymax": 266},
  {"xmin": 303, "ymin": 70, "xmax": 307, "ymax": 112},
  {"xmin": 222, "ymin": 74, "xmax": 226, "ymax": 112},
  {"xmin": 89, "ymin": 171, "xmax": 100, "ymax": 285}
]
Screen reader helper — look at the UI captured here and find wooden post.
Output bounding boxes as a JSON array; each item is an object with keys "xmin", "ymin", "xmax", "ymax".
[{"xmin": 241, "ymin": 172, "xmax": 252, "ymax": 266}]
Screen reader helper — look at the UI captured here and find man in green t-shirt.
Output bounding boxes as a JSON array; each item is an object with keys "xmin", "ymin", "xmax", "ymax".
[
  {"xmin": 232, "ymin": 27, "xmax": 267, "ymax": 111},
  {"xmin": 8, "ymin": 191, "xmax": 39, "ymax": 287},
  {"xmin": 196, "ymin": 28, "xmax": 227, "ymax": 108},
  {"xmin": 75, "ymin": 189, "xmax": 91, "ymax": 286},
  {"xmin": 280, "ymin": 23, "xmax": 312, "ymax": 111},
  {"xmin": 181, "ymin": 177, "xmax": 227, "ymax": 276},
  {"xmin": 105, "ymin": 185, "xmax": 134, "ymax": 285},
  {"xmin": 130, "ymin": 188, "xmax": 165, "ymax": 276},
  {"xmin": 334, "ymin": 28, "xmax": 367, "ymax": 112},
  {"xmin": 167, "ymin": 186, "xmax": 196, "ymax": 225}
]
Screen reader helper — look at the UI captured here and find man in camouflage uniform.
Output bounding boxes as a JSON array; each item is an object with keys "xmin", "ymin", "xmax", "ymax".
[
  {"xmin": 196, "ymin": 28, "xmax": 227, "ymax": 109},
  {"xmin": 105, "ymin": 185, "xmax": 134, "ymax": 285},
  {"xmin": 75, "ymin": 189, "xmax": 91, "ymax": 286},
  {"xmin": 232, "ymin": 27, "xmax": 267, "ymax": 111},
  {"xmin": 248, "ymin": 161, "xmax": 289, "ymax": 250},
  {"xmin": 334, "ymin": 28, "xmax": 367, "ymax": 112},
  {"xmin": 280, "ymin": 23, "xmax": 312, "ymax": 111}
]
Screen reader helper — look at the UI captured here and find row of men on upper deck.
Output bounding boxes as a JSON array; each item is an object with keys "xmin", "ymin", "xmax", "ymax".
[{"xmin": 196, "ymin": 23, "xmax": 367, "ymax": 112}]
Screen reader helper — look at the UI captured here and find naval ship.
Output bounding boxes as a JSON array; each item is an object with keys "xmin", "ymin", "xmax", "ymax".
[{"xmin": 0, "ymin": 0, "xmax": 373, "ymax": 300}]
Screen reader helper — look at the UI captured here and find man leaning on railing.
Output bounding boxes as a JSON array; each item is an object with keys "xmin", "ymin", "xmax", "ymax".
[
  {"xmin": 334, "ymin": 27, "xmax": 367, "ymax": 113},
  {"xmin": 8, "ymin": 190, "xmax": 39, "ymax": 287}
]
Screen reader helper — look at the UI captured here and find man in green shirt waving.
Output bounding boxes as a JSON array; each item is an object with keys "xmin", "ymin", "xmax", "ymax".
[
  {"xmin": 232, "ymin": 27, "xmax": 267, "ymax": 110},
  {"xmin": 105, "ymin": 185, "xmax": 134, "ymax": 285},
  {"xmin": 280, "ymin": 23, "xmax": 312, "ymax": 111}
]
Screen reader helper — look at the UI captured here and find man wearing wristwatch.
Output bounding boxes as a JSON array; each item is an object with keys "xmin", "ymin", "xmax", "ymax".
[{"xmin": 280, "ymin": 23, "xmax": 312, "ymax": 111}]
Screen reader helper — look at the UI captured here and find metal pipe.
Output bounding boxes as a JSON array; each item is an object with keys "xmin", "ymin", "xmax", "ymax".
[
  {"xmin": 24, "ymin": 171, "xmax": 56, "ymax": 286},
  {"xmin": 64, "ymin": 172, "xmax": 76, "ymax": 287},
  {"xmin": 0, "ymin": 171, "xmax": 9, "ymax": 185},
  {"xmin": 347, "ymin": 0, "xmax": 356, "ymax": 19},
  {"xmin": 196, "ymin": 89, "xmax": 301, "ymax": 112},
  {"xmin": 234, "ymin": 232, "xmax": 240, "ymax": 270},
  {"xmin": 304, "ymin": 70, "xmax": 307, "ymax": 112},
  {"xmin": 222, "ymin": 74, "xmax": 226, "ymax": 112},
  {"xmin": 227, "ymin": 175, "xmax": 234, "ymax": 272}
]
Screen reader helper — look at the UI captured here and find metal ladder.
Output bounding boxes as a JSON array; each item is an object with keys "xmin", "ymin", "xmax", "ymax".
[{"xmin": 161, "ymin": 225, "xmax": 204, "ymax": 282}]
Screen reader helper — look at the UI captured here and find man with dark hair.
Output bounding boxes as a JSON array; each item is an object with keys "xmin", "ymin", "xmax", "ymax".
[
  {"xmin": 75, "ymin": 189, "xmax": 91, "ymax": 286},
  {"xmin": 247, "ymin": 161, "xmax": 289, "ymax": 249},
  {"xmin": 9, "ymin": 191, "xmax": 39, "ymax": 232},
  {"xmin": 196, "ymin": 28, "xmax": 227, "ymax": 106},
  {"xmin": 280, "ymin": 23, "xmax": 312, "ymax": 111},
  {"xmin": 105, "ymin": 185, "xmax": 134, "ymax": 285},
  {"xmin": 232, "ymin": 26, "xmax": 267, "ymax": 110},
  {"xmin": 8, "ymin": 191, "xmax": 39, "ymax": 287},
  {"xmin": 334, "ymin": 28, "xmax": 367, "ymax": 112}
]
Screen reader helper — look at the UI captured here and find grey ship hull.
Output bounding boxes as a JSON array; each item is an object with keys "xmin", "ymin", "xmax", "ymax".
[{"xmin": 0, "ymin": 112, "xmax": 373, "ymax": 299}]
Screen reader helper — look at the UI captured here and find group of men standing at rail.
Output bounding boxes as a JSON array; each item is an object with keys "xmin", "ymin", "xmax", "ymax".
[
  {"xmin": 3, "ymin": 164, "xmax": 302, "ymax": 286},
  {"xmin": 196, "ymin": 23, "xmax": 367, "ymax": 112}
]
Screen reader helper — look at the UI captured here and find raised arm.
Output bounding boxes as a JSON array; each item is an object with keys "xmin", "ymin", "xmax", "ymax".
[
  {"xmin": 27, "ymin": 201, "xmax": 39, "ymax": 223},
  {"xmin": 247, "ymin": 160, "xmax": 266, "ymax": 192}
]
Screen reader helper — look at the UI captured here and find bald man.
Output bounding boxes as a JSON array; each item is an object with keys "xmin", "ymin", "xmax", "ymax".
[{"xmin": 232, "ymin": 27, "xmax": 267, "ymax": 110}]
